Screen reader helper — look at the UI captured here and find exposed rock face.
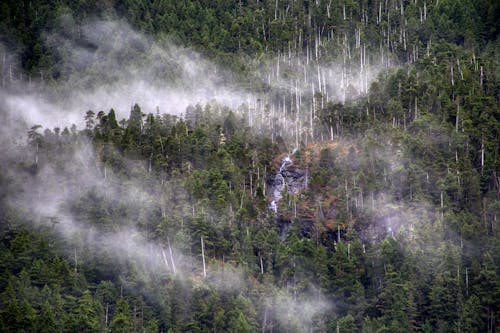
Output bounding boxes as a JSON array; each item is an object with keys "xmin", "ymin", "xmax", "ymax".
[
  {"xmin": 355, "ymin": 205, "xmax": 406, "ymax": 243},
  {"xmin": 276, "ymin": 216, "xmax": 315, "ymax": 241},
  {"xmin": 281, "ymin": 167, "xmax": 306, "ymax": 195},
  {"xmin": 268, "ymin": 155, "xmax": 307, "ymax": 240},
  {"xmin": 268, "ymin": 156, "xmax": 306, "ymax": 214},
  {"xmin": 324, "ymin": 199, "xmax": 337, "ymax": 220},
  {"xmin": 298, "ymin": 219, "xmax": 315, "ymax": 238},
  {"xmin": 276, "ymin": 216, "xmax": 292, "ymax": 241}
]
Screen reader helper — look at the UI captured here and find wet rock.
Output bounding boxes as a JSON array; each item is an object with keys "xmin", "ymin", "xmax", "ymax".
[
  {"xmin": 268, "ymin": 165, "xmax": 306, "ymax": 200},
  {"xmin": 268, "ymin": 154, "xmax": 307, "ymax": 240},
  {"xmin": 276, "ymin": 216, "xmax": 292, "ymax": 241},
  {"xmin": 281, "ymin": 167, "xmax": 306, "ymax": 178},
  {"xmin": 299, "ymin": 219, "xmax": 315, "ymax": 238},
  {"xmin": 325, "ymin": 200, "xmax": 337, "ymax": 220}
]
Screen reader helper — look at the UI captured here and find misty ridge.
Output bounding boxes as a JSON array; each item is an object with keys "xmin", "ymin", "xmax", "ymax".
[
  {"xmin": 1, "ymin": 17, "xmax": 357, "ymax": 330},
  {"xmin": 2, "ymin": 19, "xmax": 242, "ymax": 129},
  {"xmin": 1, "ymin": 14, "xmax": 411, "ymax": 326},
  {"xmin": 0, "ymin": 3, "xmax": 498, "ymax": 333},
  {"xmin": 1, "ymin": 15, "xmax": 387, "ymax": 136}
]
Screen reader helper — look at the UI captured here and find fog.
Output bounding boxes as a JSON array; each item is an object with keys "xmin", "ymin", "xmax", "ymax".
[
  {"xmin": 2, "ymin": 16, "xmax": 386, "ymax": 142},
  {"xmin": 0, "ymin": 14, "xmax": 424, "ymax": 330},
  {"xmin": 2, "ymin": 20, "xmax": 250, "ymax": 129}
]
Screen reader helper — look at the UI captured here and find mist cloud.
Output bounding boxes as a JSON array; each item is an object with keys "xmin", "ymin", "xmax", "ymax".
[
  {"xmin": 0, "ymin": 16, "xmax": 399, "ymax": 330},
  {"xmin": 2, "ymin": 16, "xmax": 387, "ymax": 139}
]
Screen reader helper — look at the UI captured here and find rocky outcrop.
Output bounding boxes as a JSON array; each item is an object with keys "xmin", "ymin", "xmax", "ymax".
[
  {"xmin": 268, "ymin": 155, "xmax": 308, "ymax": 240},
  {"xmin": 281, "ymin": 167, "xmax": 306, "ymax": 195},
  {"xmin": 276, "ymin": 215, "xmax": 292, "ymax": 241},
  {"xmin": 268, "ymin": 155, "xmax": 306, "ymax": 214}
]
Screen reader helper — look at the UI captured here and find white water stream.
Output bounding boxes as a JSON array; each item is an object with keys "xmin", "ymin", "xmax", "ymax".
[{"xmin": 270, "ymin": 155, "xmax": 292, "ymax": 214}]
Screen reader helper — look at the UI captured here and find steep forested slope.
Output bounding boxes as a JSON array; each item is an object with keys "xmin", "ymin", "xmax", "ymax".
[{"xmin": 0, "ymin": 1, "xmax": 498, "ymax": 332}]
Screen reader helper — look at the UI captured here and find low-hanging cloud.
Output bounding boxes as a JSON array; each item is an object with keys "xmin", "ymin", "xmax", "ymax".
[
  {"xmin": 2, "ymin": 15, "xmax": 388, "ymax": 143},
  {"xmin": 0, "ymin": 15, "xmax": 402, "ymax": 329},
  {"xmin": 2, "ymin": 18, "xmax": 252, "ymax": 130},
  {"xmin": 1, "ymin": 124, "xmax": 330, "ymax": 329}
]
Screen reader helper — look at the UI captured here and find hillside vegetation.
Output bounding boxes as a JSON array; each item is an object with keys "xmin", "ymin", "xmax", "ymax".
[{"xmin": 0, "ymin": 1, "xmax": 498, "ymax": 332}]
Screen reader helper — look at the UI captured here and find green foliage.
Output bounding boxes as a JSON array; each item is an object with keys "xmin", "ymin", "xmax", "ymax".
[
  {"xmin": 110, "ymin": 298, "xmax": 132, "ymax": 333},
  {"xmin": 0, "ymin": 0, "xmax": 498, "ymax": 332}
]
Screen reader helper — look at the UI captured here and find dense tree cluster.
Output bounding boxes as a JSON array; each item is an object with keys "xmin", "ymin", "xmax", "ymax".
[
  {"xmin": 1, "ymin": 1, "xmax": 499, "ymax": 79},
  {"xmin": 0, "ymin": 0, "xmax": 498, "ymax": 332}
]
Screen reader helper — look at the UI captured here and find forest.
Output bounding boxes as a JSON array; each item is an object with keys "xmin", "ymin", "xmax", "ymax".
[{"xmin": 0, "ymin": 0, "xmax": 498, "ymax": 332}]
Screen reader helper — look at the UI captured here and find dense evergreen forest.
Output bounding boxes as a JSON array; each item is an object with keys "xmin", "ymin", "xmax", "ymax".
[{"xmin": 0, "ymin": 0, "xmax": 499, "ymax": 332}]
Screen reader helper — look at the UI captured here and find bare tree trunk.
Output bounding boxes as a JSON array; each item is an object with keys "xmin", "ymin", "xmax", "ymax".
[
  {"xmin": 441, "ymin": 191, "xmax": 444, "ymax": 219},
  {"xmin": 74, "ymin": 248, "xmax": 78, "ymax": 274},
  {"xmin": 451, "ymin": 64, "xmax": 454, "ymax": 86},
  {"xmin": 480, "ymin": 66, "xmax": 483, "ymax": 88},
  {"xmin": 105, "ymin": 303, "xmax": 109, "ymax": 328},
  {"xmin": 481, "ymin": 136, "xmax": 485, "ymax": 176},
  {"xmin": 262, "ymin": 306, "xmax": 268, "ymax": 333},
  {"xmin": 35, "ymin": 142, "xmax": 39, "ymax": 167},
  {"xmin": 1, "ymin": 52, "xmax": 5, "ymax": 87},
  {"xmin": 168, "ymin": 237, "xmax": 176, "ymax": 274},
  {"xmin": 465, "ymin": 267, "xmax": 469, "ymax": 296},
  {"xmin": 201, "ymin": 236, "xmax": 207, "ymax": 278},
  {"xmin": 161, "ymin": 248, "xmax": 170, "ymax": 271},
  {"xmin": 415, "ymin": 97, "xmax": 418, "ymax": 120}
]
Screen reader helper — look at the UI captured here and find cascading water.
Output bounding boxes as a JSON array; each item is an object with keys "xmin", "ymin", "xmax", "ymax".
[
  {"xmin": 269, "ymin": 155, "xmax": 293, "ymax": 214},
  {"xmin": 268, "ymin": 151, "xmax": 307, "ymax": 241}
]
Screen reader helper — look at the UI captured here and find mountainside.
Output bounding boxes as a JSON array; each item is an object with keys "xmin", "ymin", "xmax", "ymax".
[{"xmin": 0, "ymin": 1, "xmax": 499, "ymax": 332}]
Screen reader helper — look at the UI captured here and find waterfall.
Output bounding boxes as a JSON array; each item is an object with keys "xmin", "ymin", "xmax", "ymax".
[{"xmin": 270, "ymin": 155, "xmax": 293, "ymax": 213}]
